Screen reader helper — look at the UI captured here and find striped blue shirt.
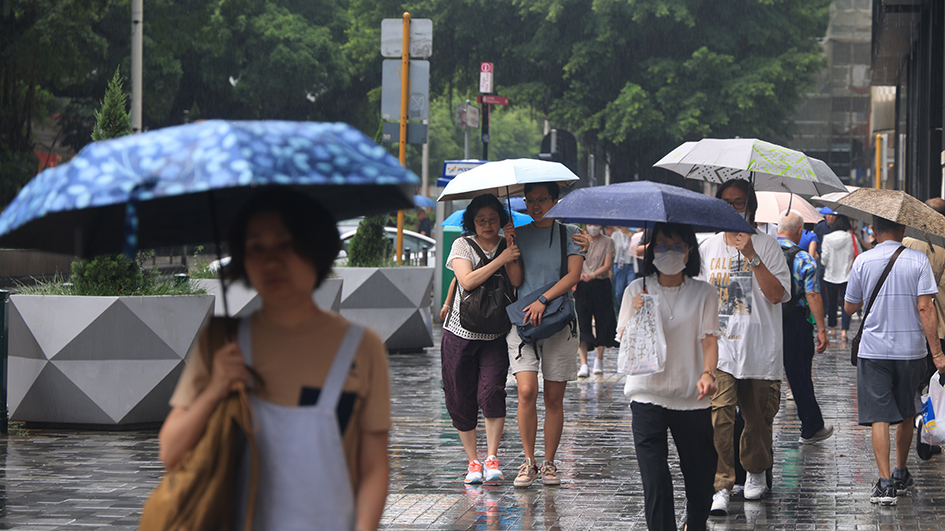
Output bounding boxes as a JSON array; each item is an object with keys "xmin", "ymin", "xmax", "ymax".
[{"xmin": 845, "ymin": 240, "xmax": 937, "ymax": 360}]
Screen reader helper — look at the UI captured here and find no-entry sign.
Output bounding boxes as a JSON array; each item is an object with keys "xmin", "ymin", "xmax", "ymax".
[{"xmin": 479, "ymin": 62, "xmax": 493, "ymax": 93}]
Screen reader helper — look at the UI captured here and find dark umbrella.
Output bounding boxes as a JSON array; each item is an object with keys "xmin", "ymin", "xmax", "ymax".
[
  {"xmin": 544, "ymin": 181, "xmax": 755, "ymax": 233},
  {"xmin": 0, "ymin": 120, "xmax": 419, "ymax": 258}
]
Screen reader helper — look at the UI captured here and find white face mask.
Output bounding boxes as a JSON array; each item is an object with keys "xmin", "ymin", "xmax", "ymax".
[
  {"xmin": 653, "ymin": 251, "xmax": 687, "ymax": 275},
  {"xmin": 587, "ymin": 226, "xmax": 601, "ymax": 236}
]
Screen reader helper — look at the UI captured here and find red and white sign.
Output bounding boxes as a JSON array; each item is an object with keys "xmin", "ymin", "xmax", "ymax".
[
  {"xmin": 478, "ymin": 95, "xmax": 509, "ymax": 106},
  {"xmin": 479, "ymin": 62, "xmax": 493, "ymax": 93}
]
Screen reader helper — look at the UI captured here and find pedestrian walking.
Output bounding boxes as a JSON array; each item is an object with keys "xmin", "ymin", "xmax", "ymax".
[
  {"xmin": 612, "ymin": 226, "xmax": 636, "ymax": 309},
  {"xmin": 576, "ymin": 224, "xmax": 619, "ymax": 377},
  {"xmin": 698, "ymin": 179, "xmax": 792, "ymax": 516},
  {"xmin": 617, "ymin": 222, "xmax": 719, "ymax": 531},
  {"xmin": 810, "ymin": 206, "xmax": 837, "ymax": 290},
  {"xmin": 159, "ymin": 189, "xmax": 391, "ymax": 531},
  {"xmin": 503, "ymin": 182, "xmax": 585, "ymax": 488},
  {"xmin": 844, "ymin": 215, "xmax": 944, "ymax": 505},
  {"xmin": 903, "ymin": 198, "xmax": 945, "ymax": 460},
  {"xmin": 820, "ymin": 215, "xmax": 861, "ymax": 342},
  {"xmin": 777, "ymin": 211, "xmax": 833, "ymax": 445},
  {"xmin": 441, "ymin": 193, "xmax": 522, "ymax": 485}
]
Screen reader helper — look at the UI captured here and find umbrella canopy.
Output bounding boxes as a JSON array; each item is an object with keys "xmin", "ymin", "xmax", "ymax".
[
  {"xmin": 543, "ymin": 181, "xmax": 755, "ymax": 234},
  {"xmin": 810, "ymin": 185, "xmax": 860, "ymax": 210},
  {"xmin": 0, "ymin": 120, "xmax": 419, "ymax": 257},
  {"xmin": 436, "ymin": 159, "xmax": 579, "ymax": 202},
  {"xmin": 833, "ymin": 188, "xmax": 945, "ymax": 247},
  {"xmin": 440, "ymin": 208, "xmax": 533, "ymax": 228},
  {"xmin": 653, "ymin": 138, "xmax": 847, "ymax": 195},
  {"xmin": 754, "ymin": 191, "xmax": 823, "ymax": 224},
  {"xmin": 413, "ymin": 194, "xmax": 436, "ymax": 208}
]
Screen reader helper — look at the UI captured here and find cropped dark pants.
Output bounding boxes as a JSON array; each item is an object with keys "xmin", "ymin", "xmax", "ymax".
[
  {"xmin": 440, "ymin": 330, "xmax": 509, "ymax": 432},
  {"xmin": 574, "ymin": 278, "xmax": 618, "ymax": 349}
]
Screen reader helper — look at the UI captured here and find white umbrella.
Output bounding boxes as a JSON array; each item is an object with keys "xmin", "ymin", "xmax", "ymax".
[
  {"xmin": 754, "ymin": 191, "xmax": 823, "ymax": 224},
  {"xmin": 436, "ymin": 159, "xmax": 579, "ymax": 202},
  {"xmin": 810, "ymin": 185, "xmax": 861, "ymax": 210},
  {"xmin": 653, "ymin": 138, "xmax": 847, "ymax": 195}
]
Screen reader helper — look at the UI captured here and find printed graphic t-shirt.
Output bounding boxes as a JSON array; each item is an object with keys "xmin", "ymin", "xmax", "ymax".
[{"xmin": 697, "ymin": 231, "xmax": 791, "ymax": 380}]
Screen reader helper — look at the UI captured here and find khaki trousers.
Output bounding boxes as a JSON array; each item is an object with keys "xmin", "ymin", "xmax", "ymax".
[{"xmin": 710, "ymin": 370, "xmax": 781, "ymax": 491}]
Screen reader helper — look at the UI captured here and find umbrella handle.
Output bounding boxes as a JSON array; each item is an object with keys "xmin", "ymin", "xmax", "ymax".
[{"xmin": 207, "ymin": 189, "xmax": 234, "ymax": 337}]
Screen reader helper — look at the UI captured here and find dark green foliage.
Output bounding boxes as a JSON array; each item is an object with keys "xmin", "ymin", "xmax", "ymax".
[
  {"xmin": 70, "ymin": 255, "xmax": 146, "ymax": 296},
  {"xmin": 0, "ymin": 149, "xmax": 38, "ymax": 207},
  {"xmin": 91, "ymin": 68, "xmax": 131, "ymax": 141},
  {"xmin": 347, "ymin": 215, "xmax": 390, "ymax": 267}
]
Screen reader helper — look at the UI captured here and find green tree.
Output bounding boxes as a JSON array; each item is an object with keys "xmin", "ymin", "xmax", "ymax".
[
  {"xmin": 347, "ymin": 215, "xmax": 390, "ymax": 267},
  {"xmin": 91, "ymin": 68, "xmax": 131, "ymax": 141}
]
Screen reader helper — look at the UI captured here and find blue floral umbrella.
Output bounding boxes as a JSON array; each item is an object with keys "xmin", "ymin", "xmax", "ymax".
[{"xmin": 0, "ymin": 120, "xmax": 419, "ymax": 257}]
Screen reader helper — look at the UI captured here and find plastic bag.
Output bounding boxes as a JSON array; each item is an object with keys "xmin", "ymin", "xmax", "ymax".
[
  {"xmin": 921, "ymin": 372, "xmax": 945, "ymax": 446},
  {"xmin": 617, "ymin": 293, "xmax": 667, "ymax": 376}
]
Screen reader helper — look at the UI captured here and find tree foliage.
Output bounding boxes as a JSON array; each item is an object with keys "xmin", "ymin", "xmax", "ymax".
[{"xmin": 92, "ymin": 68, "xmax": 132, "ymax": 141}]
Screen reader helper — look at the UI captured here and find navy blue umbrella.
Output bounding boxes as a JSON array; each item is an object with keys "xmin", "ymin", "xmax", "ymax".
[
  {"xmin": 0, "ymin": 120, "xmax": 419, "ymax": 257},
  {"xmin": 545, "ymin": 180, "xmax": 754, "ymax": 234}
]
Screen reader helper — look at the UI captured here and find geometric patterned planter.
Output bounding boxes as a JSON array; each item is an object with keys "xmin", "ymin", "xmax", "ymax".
[
  {"xmin": 8, "ymin": 295, "xmax": 213, "ymax": 427},
  {"xmin": 334, "ymin": 267, "xmax": 434, "ymax": 352}
]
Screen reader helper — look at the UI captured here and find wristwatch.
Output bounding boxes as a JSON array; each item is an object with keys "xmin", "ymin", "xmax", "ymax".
[
  {"xmin": 747, "ymin": 255, "xmax": 761, "ymax": 268},
  {"xmin": 538, "ymin": 295, "xmax": 549, "ymax": 305}
]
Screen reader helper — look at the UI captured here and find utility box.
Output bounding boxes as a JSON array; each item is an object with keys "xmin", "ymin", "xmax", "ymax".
[{"xmin": 440, "ymin": 226, "xmax": 461, "ymax": 307}]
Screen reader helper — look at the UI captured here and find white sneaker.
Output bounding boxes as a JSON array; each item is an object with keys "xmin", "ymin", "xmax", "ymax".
[
  {"xmin": 744, "ymin": 471, "xmax": 768, "ymax": 500},
  {"xmin": 592, "ymin": 358, "xmax": 603, "ymax": 374},
  {"xmin": 464, "ymin": 460, "xmax": 483, "ymax": 484},
  {"xmin": 483, "ymin": 455, "xmax": 504, "ymax": 483},
  {"xmin": 577, "ymin": 364, "xmax": 589, "ymax": 378},
  {"xmin": 710, "ymin": 488, "xmax": 730, "ymax": 516}
]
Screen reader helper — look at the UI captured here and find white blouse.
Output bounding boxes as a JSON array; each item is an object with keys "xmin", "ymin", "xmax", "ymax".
[
  {"xmin": 821, "ymin": 230, "xmax": 860, "ymax": 284},
  {"xmin": 616, "ymin": 275, "xmax": 720, "ymax": 410}
]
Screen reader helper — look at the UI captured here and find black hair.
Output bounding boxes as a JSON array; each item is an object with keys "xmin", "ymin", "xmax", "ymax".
[
  {"xmin": 226, "ymin": 187, "xmax": 340, "ymax": 290},
  {"xmin": 832, "ymin": 214, "xmax": 852, "ymax": 232},
  {"xmin": 716, "ymin": 179, "xmax": 758, "ymax": 227},
  {"xmin": 461, "ymin": 194, "xmax": 510, "ymax": 235},
  {"xmin": 642, "ymin": 222, "xmax": 701, "ymax": 278},
  {"xmin": 524, "ymin": 181, "xmax": 560, "ymax": 200},
  {"xmin": 872, "ymin": 215, "xmax": 904, "ymax": 235}
]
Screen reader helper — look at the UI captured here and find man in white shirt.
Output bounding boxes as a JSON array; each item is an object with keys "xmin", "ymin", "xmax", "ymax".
[
  {"xmin": 698, "ymin": 180, "xmax": 791, "ymax": 516},
  {"xmin": 845, "ymin": 215, "xmax": 945, "ymax": 505}
]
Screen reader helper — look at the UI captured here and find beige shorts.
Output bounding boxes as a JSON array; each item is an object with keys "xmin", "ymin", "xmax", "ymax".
[{"xmin": 507, "ymin": 322, "xmax": 580, "ymax": 382}]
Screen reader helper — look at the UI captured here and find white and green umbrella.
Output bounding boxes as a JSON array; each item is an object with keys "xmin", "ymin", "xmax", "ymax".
[{"xmin": 653, "ymin": 138, "xmax": 847, "ymax": 196}]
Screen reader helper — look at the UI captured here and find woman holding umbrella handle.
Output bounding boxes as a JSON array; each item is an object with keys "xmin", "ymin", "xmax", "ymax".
[{"xmin": 159, "ymin": 189, "xmax": 391, "ymax": 531}]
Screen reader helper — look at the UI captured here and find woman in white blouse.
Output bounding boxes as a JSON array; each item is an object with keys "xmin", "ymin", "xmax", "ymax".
[
  {"xmin": 820, "ymin": 215, "xmax": 861, "ymax": 342},
  {"xmin": 616, "ymin": 222, "xmax": 719, "ymax": 531}
]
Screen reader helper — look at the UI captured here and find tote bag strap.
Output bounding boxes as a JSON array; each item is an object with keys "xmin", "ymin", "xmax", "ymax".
[{"xmin": 854, "ymin": 245, "xmax": 905, "ymax": 344}]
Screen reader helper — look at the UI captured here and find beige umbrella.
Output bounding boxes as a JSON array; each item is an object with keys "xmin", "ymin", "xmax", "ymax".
[
  {"xmin": 754, "ymin": 191, "xmax": 823, "ymax": 224},
  {"xmin": 833, "ymin": 188, "xmax": 945, "ymax": 247}
]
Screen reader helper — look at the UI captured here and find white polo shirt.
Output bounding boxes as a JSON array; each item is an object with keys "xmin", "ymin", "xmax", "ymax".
[{"xmin": 845, "ymin": 240, "xmax": 938, "ymax": 360}]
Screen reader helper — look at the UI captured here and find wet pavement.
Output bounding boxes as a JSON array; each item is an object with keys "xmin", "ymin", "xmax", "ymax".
[{"xmin": 1, "ymin": 318, "xmax": 944, "ymax": 530}]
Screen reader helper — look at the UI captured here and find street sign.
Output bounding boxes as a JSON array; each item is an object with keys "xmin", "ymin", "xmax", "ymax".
[
  {"xmin": 437, "ymin": 160, "xmax": 487, "ymax": 187},
  {"xmin": 382, "ymin": 122, "xmax": 428, "ymax": 144},
  {"xmin": 478, "ymin": 95, "xmax": 509, "ymax": 106},
  {"xmin": 466, "ymin": 105, "xmax": 480, "ymax": 128},
  {"xmin": 380, "ymin": 18, "xmax": 433, "ymax": 58},
  {"xmin": 479, "ymin": 62, "xmax": 493, "ymax": 93},
  {"xmin": 381, "ymin": 60, "xmax": 430, "ymax": 120}
]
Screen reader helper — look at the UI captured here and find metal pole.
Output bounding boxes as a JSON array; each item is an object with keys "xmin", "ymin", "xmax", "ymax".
[
  {"xmin": 464, "ymin": 99, "xmax": 470, "ymax": 159},
  {"xmin": 589, "ymin": 154, "xmax": 596, "ymax": 187},
  {"xmin": 396, "ymin": 12, "xmax": 411, "ymax": 264},
  {"xmin": 481, "ymin": 103, "xmax": 489, "ymax": 160},
  {"xmin": 131, "ymin": 0, "xmax": 143, "ymax": 133},
  {"xmin": 0, "ymin": 290, "xmax": 9, "ymax": 434}
]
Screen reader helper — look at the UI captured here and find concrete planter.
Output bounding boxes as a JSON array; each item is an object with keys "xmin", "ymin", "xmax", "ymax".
[
  {"xmin": 8, "ymin": 294, "xmax": 214, "ymax": 427},
  {"xmin": 192, "ymin": 277, "xmax": 343, "ymax": 317},
  {"xmin": 334, "ymin": 267, "xmax": 434, "ymax": 352}
]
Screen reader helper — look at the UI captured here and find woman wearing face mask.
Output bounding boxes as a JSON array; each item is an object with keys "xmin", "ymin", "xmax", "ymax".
[
  {"xmin": 575, "ymin": 224, "xmax": 619, "ymax": 377},
  {"xmin": 616, "ymin": 222, "xmax": 720, "ymax": 531}
]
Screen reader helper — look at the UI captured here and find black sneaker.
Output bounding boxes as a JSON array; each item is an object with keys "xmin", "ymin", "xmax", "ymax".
[
  {"xmin": 870, "ymin": 479, "xmax": 897, "ymax": 506},
  {"xmin": 892, "ymin": 467, "xmax": 914, "ymax": 493}
]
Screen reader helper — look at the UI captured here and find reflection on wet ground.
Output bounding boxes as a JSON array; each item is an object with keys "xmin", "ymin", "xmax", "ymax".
[{"xmin": 0, "ymin": 321, "xmax": 943, "ymax": 529}]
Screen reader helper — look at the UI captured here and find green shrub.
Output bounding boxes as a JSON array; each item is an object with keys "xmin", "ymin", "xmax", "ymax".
[
  {"xmin": 17, "ymin": 253, "xmax": 207, "ymax": 296},
  {"xmin": 347, "ymin": 215, "xmax": 391, "ymax": 267}
]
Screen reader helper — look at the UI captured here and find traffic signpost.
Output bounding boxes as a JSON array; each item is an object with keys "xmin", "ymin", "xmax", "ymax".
[{"xmin": 478, "ymin": 64, "xmax": 510, "ymax": 161}]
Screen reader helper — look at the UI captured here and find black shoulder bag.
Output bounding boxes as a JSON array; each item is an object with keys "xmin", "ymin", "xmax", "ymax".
[{"xmin": 445, "ymin": 237, "xmax": 516, "ymax": 335}]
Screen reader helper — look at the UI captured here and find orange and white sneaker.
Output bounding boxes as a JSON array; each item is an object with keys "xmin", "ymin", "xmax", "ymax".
[
  {"xmin": 464, "ymin": 460, "xmax": 483, "ymax": 484},
  {"xmin": 483, "ymin": 455, "xmax": 504, "ymax": 483}
]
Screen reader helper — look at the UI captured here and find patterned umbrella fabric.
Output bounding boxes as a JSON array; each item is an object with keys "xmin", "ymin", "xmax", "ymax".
[
  {"xmin": 0, "ymin": 120, "xmax": 419, "ymax": 257},
  {"xmin": 754, "ymin": 191, "xmax": 823, "ymax": 224},
  {"xmin": 834, "ymin": 188, "xmax": 945, "ymax": 247},
  {"xmin": 543, "ymin": 181, "xmax": 754, "ymax": 234},
  {"xmin": 653, "ymin": 138, "xmax": 847, "ymax": 196}
]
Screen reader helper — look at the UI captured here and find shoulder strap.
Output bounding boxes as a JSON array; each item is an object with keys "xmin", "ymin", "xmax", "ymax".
[
  {"xmin": 859, "ymin": 245, "xmax": 906, "ymax": 329},
  {"xmin": 319, "ymin": 324, "xmax": 365, "ymax": 410},
  {"xmin": 444, "ymin": 277, "xmax": 459, "ymax": 328},
  {"xmin": 559, "ymin": 222, "xmax": 568, "ymax": 278}
]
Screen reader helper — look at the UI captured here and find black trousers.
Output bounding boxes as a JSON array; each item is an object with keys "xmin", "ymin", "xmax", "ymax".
[
  {"xmin": 782, "ymin": 310, "xmax": 825, "ymax": 439},
  {"xmin": 631, "ymin": 402, "xmax": 716, "ymax": 531},
  {"xmin": 574, "ymin": 277, "xmax": 618, "ymax": 349}
]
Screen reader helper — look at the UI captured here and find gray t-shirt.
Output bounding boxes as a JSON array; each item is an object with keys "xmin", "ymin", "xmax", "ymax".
[{"xmin": 516, "ymin": 222, "xmax": 585, "ymax": 297}]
